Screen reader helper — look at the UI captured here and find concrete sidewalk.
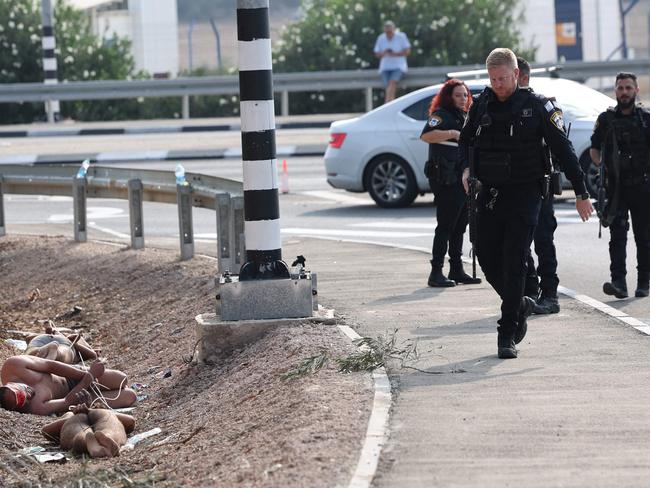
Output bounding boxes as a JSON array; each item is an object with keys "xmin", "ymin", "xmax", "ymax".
[
  {"xmin": 8, "ymin": 225, "xmax": 650, "ymax": 487},
  {"xmin": 281, "ymin": 237, "xmax": 650, "ymax": 488}
]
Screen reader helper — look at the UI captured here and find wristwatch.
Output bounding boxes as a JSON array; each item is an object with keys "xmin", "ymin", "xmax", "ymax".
[{"xmin": 578, "ymin": 193, "xmax": 590, "ymax": 200}]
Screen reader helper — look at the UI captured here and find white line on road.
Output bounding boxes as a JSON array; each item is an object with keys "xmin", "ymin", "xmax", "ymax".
[
  {"xmin": 350, "ymin": 221, "xmax": 435, "ymax": 229},
  {"xmin": 299, "ymin": 190, "xmax": 373, "ymax": 205},
  {"xmin": 559, "ymin": 285, "xmax": 649, "ymax": 332},
  {"xmin": 282, "ymin": 227, "xmax": 430, "ymax": 238},
  {"xmin": 88, "ymin": 223, "xmax": 130, "ymax": 240}
]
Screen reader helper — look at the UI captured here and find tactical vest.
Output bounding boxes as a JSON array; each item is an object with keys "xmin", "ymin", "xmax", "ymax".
[
  {"xmin": 603, "ymin": 107, "xmax": 650, "ymax": 184},
  {"xmin": 473, "ymin": 89, "xmax": 546, "ymax": 185}
]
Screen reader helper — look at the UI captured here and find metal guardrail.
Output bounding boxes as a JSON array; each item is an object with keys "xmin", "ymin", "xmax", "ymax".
[
  {"xmin": 0, "ymin": 164, "xmax": 245, "ymax": 269},
  {"xmin": 1, "ymin": 59, "xmax": 648, "ymax": 116}
]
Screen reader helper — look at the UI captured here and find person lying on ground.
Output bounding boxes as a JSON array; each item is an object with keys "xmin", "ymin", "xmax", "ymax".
[
  {"xmin": 42, "ymin": 401, "xmax": 135, "ymax": 458},
  {"xmin": 24, "ymin": 321, "xmax": 98, "ymax": 364},
  {"xmin": 0, "ymin": 356, "xmax": 136, "ymax": 415}
]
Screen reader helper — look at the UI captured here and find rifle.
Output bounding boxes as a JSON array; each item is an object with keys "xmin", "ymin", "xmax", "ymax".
[
  {"xmin": 597, "ymin": 161, "xmax": 606, "ymax": 238},
  {"xmin": 467, "ymin": 145, "xmax": 478, "ymax": 279},
  {"xmin": 597, "ymin": 119, "xmax": 622, "ymax": 237}
]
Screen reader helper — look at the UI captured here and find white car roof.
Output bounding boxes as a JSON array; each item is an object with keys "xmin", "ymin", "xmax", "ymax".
[{"xmin": 370, "ymin": 77, "xmax": 614, "ymax": 121}]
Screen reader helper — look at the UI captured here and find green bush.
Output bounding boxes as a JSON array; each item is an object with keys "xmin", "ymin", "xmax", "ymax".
[{"xmin": 273, "ymin": 0, "xmax": 536, "ymax": 113}]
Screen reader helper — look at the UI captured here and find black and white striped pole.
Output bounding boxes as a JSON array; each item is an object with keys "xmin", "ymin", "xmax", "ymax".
[
  {"xmin": 41, "ymin": 0, "xmax": 60, "ymax": 123},
  {"xmin": 236, "ymin": 0, "xmax": 289, "ymax": 281}
]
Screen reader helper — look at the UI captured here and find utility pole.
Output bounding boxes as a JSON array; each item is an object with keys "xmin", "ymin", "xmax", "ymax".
[
  {"xmin": 236, "ymin": 0, "xmax": 288, "ymax": 281},
  {"xmin": 212, "ymin": 0, "xmax": 314, "ymax": 323},
  {"xmin": 40, "ymin": 0, "xmax": 60, "ymax": 122}
]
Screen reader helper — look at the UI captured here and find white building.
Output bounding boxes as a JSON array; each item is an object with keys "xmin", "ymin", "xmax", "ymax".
[
  {"xmin": 69, "ymin": 0, "xmax": 179, "ymax": 77},
  {"xmin": 518, "ymin": 0, "xmax": 623, "ymax": 62}
]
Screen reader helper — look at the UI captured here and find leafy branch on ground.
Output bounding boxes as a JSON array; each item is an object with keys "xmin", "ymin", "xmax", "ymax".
[
  {"xmin": 282, "ymin": 329, "xmax": 423, "ymax": 380},
  {"xmin": 281, "ymin": 350, "xmax": 329, "ymax": 380},
  {"xmin": 336, "ymin": 329, "xmax": 418, "ymax": 373}
]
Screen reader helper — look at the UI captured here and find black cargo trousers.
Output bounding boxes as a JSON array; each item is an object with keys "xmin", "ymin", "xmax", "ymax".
[
  {"xmin": 609, "ymin": 179, "xmax": 650, "ymax": 283},
  {"xmin": 525, "ymin": 195, "xmax": 559, "ymax": 296},
  {"xmin": 476, "ymin": 182, "xmax": 542, "ymax": 332}
]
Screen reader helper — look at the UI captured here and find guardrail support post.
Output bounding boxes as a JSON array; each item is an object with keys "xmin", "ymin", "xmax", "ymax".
[
  {"xmin": 73, "ymin": 177, "xmax": 87, "ymax": 242},
  {"xmin": 182, "ymin": 95, "xmax": 190, "ymax": 119},
  {"xmin": 128, "ymin": 179, "xmax": 144, "ymax": 249},
  {"xmin": 365, "ymin": 87, "xmax": 373, "ymax": 112},
  {"xmin": 281, "ymin": 91, "xmax": 289, "ymax": 116},
  {"xmin": 0, "ymin": 176, "xmax": 5, "ymax": 237},
  {"xmin": 231, "ymin": 195, "xmax": 245, "ymax": 274},
  {"xmin": 215, "ymin": 192, "xmax": 232, "ymax": 272},
  {"xmin": 177, "ymin": 183, "xmax": 194, "ymax": 260}
]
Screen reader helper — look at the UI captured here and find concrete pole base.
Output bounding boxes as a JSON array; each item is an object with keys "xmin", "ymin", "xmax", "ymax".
[{"xmin": 195, "ymin": 307, "xmax": 335, "ymax": 363}]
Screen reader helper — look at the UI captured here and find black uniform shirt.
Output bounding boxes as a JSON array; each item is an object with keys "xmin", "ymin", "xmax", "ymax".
[
  {"xmin": 590, "ymin": 105, "xmax": 650, "ymax": 153},
  {"xmin": 420, "ymin": 107, "xmax": 464, "ymax": 162},
  {"xmin": 459, "ymin": 87, "xmax": 587, "ymax": 196}
]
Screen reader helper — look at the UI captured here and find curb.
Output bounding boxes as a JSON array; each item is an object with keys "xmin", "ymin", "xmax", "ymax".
[
  {"xmin": 0, "ymin": 145, "xmax": 327, "ymax": 166},
  {"xmin": 338, "ymin": 325, "xmax": 391, "ymax": 488},
  {"xmin": 0, "ymin": 121, "xmax": 333, "ymax": 139}
]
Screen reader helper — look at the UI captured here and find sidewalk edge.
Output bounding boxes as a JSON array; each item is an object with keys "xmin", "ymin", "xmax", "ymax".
[{"xmin": 338, "ymin": 324, "xmax": 391, "ymax": 488}]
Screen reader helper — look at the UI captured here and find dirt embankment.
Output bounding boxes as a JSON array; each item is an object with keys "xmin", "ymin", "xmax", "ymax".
[{"xmin": 0, "ymin": 236, "xmax": 372, "ymax": 487}]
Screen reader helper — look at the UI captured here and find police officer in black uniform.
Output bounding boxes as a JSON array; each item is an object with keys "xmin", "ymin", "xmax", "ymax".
[
  {"xmin": 459, "ymin": 48, "xmax": 593, "ymax": 359},
  {"xmin": 517, "ymin": 57, "xmax": 561, "ymax": 314},
  {"xmin": 421, "ymin": 79, "xmax": 482, "ymax": 287},
  {"xmin": 590, "ymin": 72, "xmax": 650, "ymax": 299}
]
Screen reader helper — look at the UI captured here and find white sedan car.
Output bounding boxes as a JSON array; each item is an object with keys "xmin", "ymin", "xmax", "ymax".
[{"xmin": 324, "ymin": 77, "xmax": 615, "ymax": 207}]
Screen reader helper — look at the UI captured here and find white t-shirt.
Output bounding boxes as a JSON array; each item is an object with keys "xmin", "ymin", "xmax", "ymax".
[{"xmin": 374, "ymin": 31, "xmax": 410, "ymax": 73}]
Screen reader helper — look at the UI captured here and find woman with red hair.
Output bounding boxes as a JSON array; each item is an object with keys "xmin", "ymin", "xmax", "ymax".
[{"xmin": 420, "ymin": 79, "xmax": 481, "ymax": 287}]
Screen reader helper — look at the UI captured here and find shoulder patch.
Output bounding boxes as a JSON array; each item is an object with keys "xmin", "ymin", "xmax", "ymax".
[
  {"xmin": 550, "ymin": 110, "xmax": 565, "ymax": 131},
  {"xmin": 428, "ymin": 115, "xmax": 443, "ymax": 128},
  {"xmin": 544, "ymin": 100, "xmax": 556, "ymax": 112}
]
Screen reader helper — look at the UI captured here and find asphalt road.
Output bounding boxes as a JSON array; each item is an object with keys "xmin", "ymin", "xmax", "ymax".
[{"xmin": 3, "ymin": 154, "xmax": 648, "ymax": 324}]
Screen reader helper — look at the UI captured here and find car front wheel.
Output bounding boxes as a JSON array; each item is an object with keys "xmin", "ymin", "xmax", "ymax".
[{"xmin": 365, "ymin": 155, "xmax": 418, "ymax": 208}]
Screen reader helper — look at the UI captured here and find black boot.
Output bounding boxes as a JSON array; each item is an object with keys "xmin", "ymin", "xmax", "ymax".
[
  {"xmin": 533, "ymin": 291, "xmax": 560, "ymax": 314},
  {"xmin": 427, "ymin": 262, "xmax": 456, "ymax": 288},
  {"xmin": 636, "ymin": 274, "xmax": 649, "ymax": 298},
  {"xmin": 497, "ymin": 323, "xmax": 517, "ymax": 359},
  {"xmin": 603, "ymin": 279, "xmax": 628, "ymax": 299},
  {"xmin": 515, "ymin": 296, "xmax": 534, "ymax": 344},
  {"xmin": 448, "ymin": 260, "xmax": 482, "ymax": 285}
]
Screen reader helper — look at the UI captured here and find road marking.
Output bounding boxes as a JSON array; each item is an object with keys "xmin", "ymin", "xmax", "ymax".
[
  {"xmin": 351, "ymin": 221, "xmax": 435, "ymax": 229},
  {"xmin": 299, "ymin": 190, "xmax": 373, "ymax": 205},
  {"xmin": 47, "ymin": 206, "xmax": 125, "ymax": 223},
  {"xmin": 558, "ymin": 285, "xmax": 649, "ymax": 332},
  {"xmin": 87, "ymin": 223, "xmax": 130, "ymax": 239},
  {"xmin": 282, "ymin": 227, "xmax": 429, "ymax": 238}
]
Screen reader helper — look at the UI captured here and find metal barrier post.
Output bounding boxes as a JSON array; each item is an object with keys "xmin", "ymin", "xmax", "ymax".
[
  {"xmin": 177, "ymin": 183, "xmax": 194, "ymax": 260},
  {"xmin": 281, "ymin": 91, "xmax": 289, "ymax": 116},
  {"xmin": 73, "ymin": 176, "xmax": 87, "ymax": 242},
  {"xmin": 365, "ymin": 87, "xmax": 373, "ymax": 112},
  {"xmin": 0, "ymin": 176, "xmax": 5, "ymax": 237},
  {"xmin": 128, "ymin": 179, "xmax": 144, "ymax": 249},
  {"xmin": 182, "ymin": 95, "xmax": 190, "ymax": 119},
  {"xmin": 231, "ymin": 195, "xmax": 245, "ymax": 274},
  {"xmin": 215, "ymin": 192, "xmax": 232, "ymax": 272}
]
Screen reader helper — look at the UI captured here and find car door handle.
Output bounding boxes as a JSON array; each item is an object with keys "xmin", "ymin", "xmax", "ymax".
[{"xmin": 408, "ymin": 136, "xmax": 421, "ymax": 140}]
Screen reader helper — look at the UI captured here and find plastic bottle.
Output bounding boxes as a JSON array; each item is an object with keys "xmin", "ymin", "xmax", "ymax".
[
  {"xmin": 175, "ymin": 164, "xmax": 187, "ymax": 185},
  {"xmin": 76, "ymin": 159, "xmax": 90, "ymax": 179}
]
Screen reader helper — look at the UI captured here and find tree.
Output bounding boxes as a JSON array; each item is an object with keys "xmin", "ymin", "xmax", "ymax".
[
  {"xmin": 273, "ymin": 0, "xmax": 535, "ymax": 113},
  {"xmin": 0, "ymin": 0, "xmax": 137, "ymax": 124}
]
